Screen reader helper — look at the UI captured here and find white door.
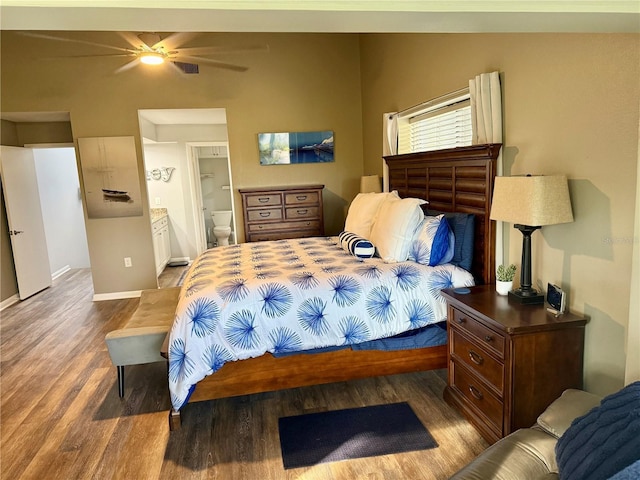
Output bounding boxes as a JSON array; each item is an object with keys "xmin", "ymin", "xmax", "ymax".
[
  {"xmin": 0, "ymin": 146, "xmax": 52, "ymax": 299},
  {"xmin": 187, "ymin": 145, "xmax": 207, "ymax": 255}
]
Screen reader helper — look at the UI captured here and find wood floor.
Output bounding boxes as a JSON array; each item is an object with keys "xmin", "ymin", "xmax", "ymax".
[{"xmin": 0, "ymin": 268, "xmax": 488, "ymax": 480}]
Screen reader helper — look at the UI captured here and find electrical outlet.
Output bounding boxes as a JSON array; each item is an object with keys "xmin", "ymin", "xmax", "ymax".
[
  {"xmin": 124, "ymin": 257, "xmax": 132, "ymax": 267},
  {"xmin": 155, "ymin": 197, "xmax": 161, "ymax": 205}
]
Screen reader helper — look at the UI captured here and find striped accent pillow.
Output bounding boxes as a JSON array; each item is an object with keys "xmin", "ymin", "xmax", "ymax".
[{"xmin": 338, "ymin": 231, "xmax": 376, "ymax": 259}]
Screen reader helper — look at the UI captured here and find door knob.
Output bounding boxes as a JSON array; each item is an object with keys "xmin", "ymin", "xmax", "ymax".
[{"xmin": 9, "ymin": 230, "xmax": 24, "ymax": 235}]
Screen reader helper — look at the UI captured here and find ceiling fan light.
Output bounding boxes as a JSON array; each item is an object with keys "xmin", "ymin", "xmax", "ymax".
[{"xmin": 140, "ymin": 52, "xmax": 164, "ymax": 65}]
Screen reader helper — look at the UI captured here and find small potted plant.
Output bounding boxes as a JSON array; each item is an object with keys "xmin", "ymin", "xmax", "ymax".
[{"xmin": 496, "ymin": 264, "xmax": 516, "ymax": 296}]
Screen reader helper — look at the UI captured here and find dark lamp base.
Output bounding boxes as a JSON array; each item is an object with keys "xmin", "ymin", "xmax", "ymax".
[{"xmin": 508, "ymin": 289, "xmax": 544, "ymax": 305}]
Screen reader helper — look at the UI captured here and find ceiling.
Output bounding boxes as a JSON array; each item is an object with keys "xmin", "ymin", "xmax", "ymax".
[
  {"xmin": 1, "ymin": 1, "xmax": 639, "ymax": 33},
  {"xmin": 1, "ymin": 111, "xmax": 71, "ymax": 123},
  {"xmin": 2, "ymin": 2, "xmax": 637, "ymax": 125}
]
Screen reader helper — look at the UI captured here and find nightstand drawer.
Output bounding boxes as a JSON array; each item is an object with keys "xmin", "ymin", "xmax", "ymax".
[
  {"xmin": 452, "ymin": 362, "xmax": 503, "ymax": 434},
  {"xmin": 247, "ymin": 208, "xmax": 283, "ymax": 222},
  {"xmin": 451, "ymin": 308, "xmax": 505, "ymax": 358},
  {"xmin": 245, "ymin": 194, "xmax": 282, "ymax": 208},
  {"xmin": 285, "ymin": 191, "xmax": 319, "ymax": 205},
  {"xmin": 451, "ymin": 330, "xmax": 504, "ymax": 393}
]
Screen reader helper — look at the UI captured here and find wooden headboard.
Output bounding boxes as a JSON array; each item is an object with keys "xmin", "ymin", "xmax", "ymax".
[{"xmin": 384, "ymin": 144, "xmax": 501, "ymax": 285}]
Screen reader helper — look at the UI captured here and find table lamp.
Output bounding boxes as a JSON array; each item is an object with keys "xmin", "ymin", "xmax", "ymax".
[
  {"xmin": 360, "ymin": 175, "xmax": 382, "ymax": 193},
  {"xmin": 490, "ymin": 175, "xmax": 573, "ymax": 304}
]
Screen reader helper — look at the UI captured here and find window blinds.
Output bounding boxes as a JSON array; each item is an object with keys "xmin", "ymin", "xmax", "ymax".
[{"xmin": 397, "ymin": 89, "xmax": 472, "ymax": 154}]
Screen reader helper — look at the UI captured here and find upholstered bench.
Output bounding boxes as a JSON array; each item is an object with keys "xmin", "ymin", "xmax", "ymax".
[{"xmin": 105, "ymin": 287, "xmax": 180, "ymax": 397}]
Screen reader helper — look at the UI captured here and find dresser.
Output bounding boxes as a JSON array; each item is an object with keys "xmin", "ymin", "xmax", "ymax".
[
  {"xmin": 441, "ymin": 285, "xmax": 586, "ymax": 444},
  {"xmin": 239, "ymin": 185, "xmax": 324, "ymax": 242}
]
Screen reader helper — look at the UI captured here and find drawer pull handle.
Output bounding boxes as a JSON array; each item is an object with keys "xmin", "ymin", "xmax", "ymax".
[
  {"xmin": 258, "ymin": 197, "xmax": 269, "ymax": 203},
  {"xmin": 259, "ymin": 212, "xmax": 271, "ymax": 217},
  {"xmin": 456, "ymin": 317, "xmax": 466, "ymax": 324},
  {"xmin": 469, "ymin": 350, "xmax": 484, "ymax": 365},
  {"xmin": 297, "ymin": 209, "xmax": 308, "ymax": 215},
  {"xmin": 484, "ymin": 335, "xmax": 493, "ymax": 343},
  {"xmin": 258, "ymin": 225, "xmax": 263, "ymax": 229},
  {"xmin": 469, "ymin": 385, "xmax": 484, "ymax": 400},
  {"xmin": 296, "ymin": 195, "xmax": 307, "ymax": 201}
]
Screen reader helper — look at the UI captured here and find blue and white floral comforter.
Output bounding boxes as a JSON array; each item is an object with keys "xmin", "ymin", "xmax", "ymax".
[{"xmin": 168, "ymin": 236, "xmax": 474, "ymax": 410}]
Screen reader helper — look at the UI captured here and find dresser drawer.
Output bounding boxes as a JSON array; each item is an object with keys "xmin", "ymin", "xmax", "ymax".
[
  {"xmin": 247, "ymin": 208, "xmax": 283, "ymax": 223},
  {"xmin": 452, "ymin": 362, "xmax": 503, "ymax": 434},
  {"xmin": 245, "ymin": 193, "xmax": 282, "ymax": 208},
  {"xmin": 285, "ymin": 191, "xmax": 319, "ymax": 205},
  {"xmin": 451, "ymin": 308, "xmax": 505, "ymax": 358},
  {"xmin": 451, "ymin": 330, "xmax": 504, "ymax": 393},
  {"xmin": 285, "ymin": 206, "xmax": 319, "ymax": 220},
  {"xmin": 248, "ymin": 220, "xmax": 321, "ymax": 233}
]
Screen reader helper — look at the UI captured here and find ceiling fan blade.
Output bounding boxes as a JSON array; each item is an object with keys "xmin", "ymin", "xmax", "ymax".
[
  {"xmin": 17, "ymin": 31, "xmax": 134, "ymax": 54},
  {"xmin": 43, "ymin": 53, "xmax": 135, "ymax": 59},
  {"xmin": 171, "ymin": 55, "xmax": 248, "ymax": 72},
  {"xmin": 117, "ymin": 31, "xmax": 148, "ymax": 50},
  {"xmin": 113, "ymin": 58, "xmax": 142, "ymax": 75},
  {"xmin": 174, "ymin": 44, "xmax": 269, "ymax": 56},
  {"xmin": 155, "ymin": 32, "xmax": 200, "ymax": 51}
]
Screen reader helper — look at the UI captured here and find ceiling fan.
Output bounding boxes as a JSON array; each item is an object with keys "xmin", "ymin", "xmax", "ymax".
[{"xmin": 18, "ymin": 31, "xmax": 267, "ymax": 74}]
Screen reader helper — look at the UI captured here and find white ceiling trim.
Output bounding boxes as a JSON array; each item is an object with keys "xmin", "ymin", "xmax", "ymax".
[
  {"xmin": 1, "ymin": 2, "xmax": 639, "ymax": 33},
  {"xmin": 1, "ymin": 1, "xmax": 638, "ymax": 13}
]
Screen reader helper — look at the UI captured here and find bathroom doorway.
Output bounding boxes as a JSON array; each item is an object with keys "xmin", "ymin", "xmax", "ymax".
[
  {"xmin": 188, "ymin": 142, "xmax": 237, "ymax": 250},
  {"xmin": 138, "ymin": 108, "xmax": 234, "ymax": 271}
]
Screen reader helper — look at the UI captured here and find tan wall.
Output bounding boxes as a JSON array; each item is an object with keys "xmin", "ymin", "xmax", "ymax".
[
  {"xmin": 2, "ymin": 30, "xmax": 638, "ymax": 393},
  {"xmin": 1, "ymin": 120, "xmax": 19, "ymax": 146},
  {"xmin": 0, "ymin": 32, "xmax": 364, "ymax": 297},
  {"xmin": 0, "ymin": 182, "xmax": 18, "ymax": 301},
  {"xmin": 360, "ymin": 33, "xmax": 640, "ymax": 395}
]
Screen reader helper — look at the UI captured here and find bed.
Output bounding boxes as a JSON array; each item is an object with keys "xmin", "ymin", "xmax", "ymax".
[{"xmin": 167, "ymin": 143, "xmax": 500, "ymax": 430}]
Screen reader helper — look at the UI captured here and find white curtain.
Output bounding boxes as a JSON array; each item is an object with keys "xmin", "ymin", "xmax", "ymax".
[
  {"xmin": 470, "ymin": 71, "xmax": 504, "ymax": 266},
  {"xmin": 382, "ymin": 112, "xmax": 398, "ymax": 192},
  {"xmin": 470, "ymin": 71, "xmax": 503, "ymax": 149}
]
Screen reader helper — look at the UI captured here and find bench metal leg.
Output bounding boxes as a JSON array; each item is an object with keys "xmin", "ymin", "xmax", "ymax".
[{"xmin": 117, "ymin": 365, "xmax": 125, "ymax": 398}]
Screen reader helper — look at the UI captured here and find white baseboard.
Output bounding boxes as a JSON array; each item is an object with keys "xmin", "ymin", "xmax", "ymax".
[
  {"xmin": 0, "ymin": 294, "xmax": 20, "ymax": 311},
  {"xmin": 52, "ymin": 265, "xmax": 71, "ymax": 281},
  {"xmin": 93, "ymin": 290, "xmax": 142, "ymax": 301}
]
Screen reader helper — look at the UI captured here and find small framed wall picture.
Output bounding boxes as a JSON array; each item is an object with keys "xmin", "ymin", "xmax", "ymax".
[{"xmin": 258, "ymin": 130, "xmax": 334, "ymax": 165}]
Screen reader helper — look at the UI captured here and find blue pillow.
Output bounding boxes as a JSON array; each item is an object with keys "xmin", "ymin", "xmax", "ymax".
[
  {"xmin": 408, "ymin": 214, "xmax": 454, "ymax": 266},
  {"xmin": 556, "ymin": 381, "xmax": 640, "ymax": 480},
  {"xmin": 338, "ymin": 231, "xmax": 375, "ymax": 259},
  {"xmin": 426, "ymin": 209, "xmax": 475, "ymax": 271}
]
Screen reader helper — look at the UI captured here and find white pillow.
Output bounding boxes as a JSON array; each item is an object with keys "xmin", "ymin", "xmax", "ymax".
[
  {"xmin": 344, "ymin": 191, "xmax": 397, "ymax": 239},
  {"xmin": 369, "ymin": 196, "xmax": 426, "ymax": 263}
]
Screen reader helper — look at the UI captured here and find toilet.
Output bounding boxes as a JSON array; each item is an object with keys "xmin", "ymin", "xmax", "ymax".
[{"xmin": 211, "ymin": 210, "xmax": 233, "ymax": 246}]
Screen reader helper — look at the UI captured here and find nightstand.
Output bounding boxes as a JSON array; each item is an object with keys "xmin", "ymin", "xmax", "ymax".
[{"xmin": 441, "ymin": 285, "xmax": 586, "ymax": 444}]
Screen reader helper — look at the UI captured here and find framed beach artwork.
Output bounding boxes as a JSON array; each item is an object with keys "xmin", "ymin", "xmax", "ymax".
[
  {"xmin": 258, "ymin": 130, "xmax": 334, "ymax": 165},
  {"xmin": 78, "ymin": 136, "xmax": 143, "ymax": 218}
]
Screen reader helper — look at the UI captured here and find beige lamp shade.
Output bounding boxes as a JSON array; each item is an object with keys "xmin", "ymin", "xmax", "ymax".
[
  {"xmin": 360, "ymin": 175, "xmax": 382, "ymax": 193},
  {"xmin": 490, "ymin": 175, "xmax": 573, "ymax": 226}
]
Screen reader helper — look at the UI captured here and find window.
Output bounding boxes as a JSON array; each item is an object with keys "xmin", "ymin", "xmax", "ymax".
[{"xmin": 397, "ymin": 88, "xmax": 472, "ymax": 154}]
